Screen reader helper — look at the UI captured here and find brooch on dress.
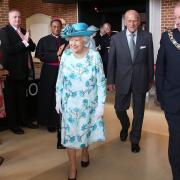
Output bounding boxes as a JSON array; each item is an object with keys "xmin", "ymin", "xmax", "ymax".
[{"xmin": 168, "ymin": 29, "xmax": 180, "ymax": 50}]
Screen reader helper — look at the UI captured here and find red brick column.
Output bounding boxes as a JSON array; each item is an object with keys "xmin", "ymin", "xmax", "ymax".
[
  {"xmin": 161, "ymin": 0, "xmax": 179, "ymax": 31},
  {"xmin": 9, "ymin": 0, "xmax": 77, "ymax": 28},
  {"xmin": 0, "ymin": 0, "xmax": 9, "ymax": 27}
]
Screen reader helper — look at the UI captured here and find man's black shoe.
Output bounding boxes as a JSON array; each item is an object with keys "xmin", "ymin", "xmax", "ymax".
[
  {"xmin": 131, "ymin": 143, "xmax": 140, "ymax": 153},
  {"xmin": 10, "ymin": 128, "xmax": 24, "ymax": 134},
  {"xmin": 120, "ymin": 129, "xmax": 128, "ymax": 141}
]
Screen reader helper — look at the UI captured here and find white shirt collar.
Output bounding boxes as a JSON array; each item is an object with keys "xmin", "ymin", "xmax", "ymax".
[
  {"xmin": 126, "ymin": 29, "xmax": 137, "ymax": 37},
  {"xmin": 126, "ymin": 29, "xmax": 137, "ymax": 44},
  {"xmin": 11, "ymin": 25, "xmax": 21, "ymax": 32}
]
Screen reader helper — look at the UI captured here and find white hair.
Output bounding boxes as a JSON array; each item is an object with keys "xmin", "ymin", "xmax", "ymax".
[
  {"xmin": 124, "ymin": 10, "xmax": 140, "ymax": 21},
  {"xmin": 67, "ymin": 36, "xmax": 90, "ymax": 45},
  {"xmin": 83, "ymin": 36, "xmax": 90, "ymax": 46},
  {"xmin": 8, "ymin": 9, "xmax": 21, "ymax": 17}
]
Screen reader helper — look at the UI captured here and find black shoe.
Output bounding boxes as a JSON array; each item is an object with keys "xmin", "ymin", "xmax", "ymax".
[
  {"xmin": 0, "ymin": 156, "xmax": 4, "ymax": 166},
  {"xmin": 81, "ymin": 155, "xmax": 90, "ymax": 168},
  {"xmin": 120, "ymin": 129, "xmax": 128, "ymax": 141},
  {"xmin": 10, "ymin": 127, "xmax": 24, "ymax": 134},
  {"xmin": 68, "ymin": 170, "xmax": 77, "ymax": 180},
  {"xmin": 48, "ymin": 127, "xmax": 56, "ymax": 133},
  {"xmin": 81, "ymin": 159, "xmax": 90, "ymax": 168},
  {"xmin": 131, "ymin": 143, "xmax": 140, "ymax": 153}
]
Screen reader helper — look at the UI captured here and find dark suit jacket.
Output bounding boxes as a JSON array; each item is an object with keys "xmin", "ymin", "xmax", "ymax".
[
  {"xmin": 107, "ymin": 29, "xmax": 154, "ymax": 94},
  {"xmin": 156, "ymin": 28, "xmax": 180, "ymax": 113},
  {"xmin": 94, "ymin": 30, "xmax": 105, "ymax": 58},
  {"xmin": 0, "ymin": 24, "xmax": 36, "ymax": 80}
]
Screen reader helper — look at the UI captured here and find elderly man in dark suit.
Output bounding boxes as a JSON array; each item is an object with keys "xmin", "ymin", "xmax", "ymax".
[
  {"xmin": 0, "ymin": 9, "xmax": 38, "ymax": 134},
  {"xmin": 156, "ymin": 3, "xmax": 180, "ymax": 180},
  {"xmin": 107, "ymin": 10, "xmax": 154, "ymax": 153}
]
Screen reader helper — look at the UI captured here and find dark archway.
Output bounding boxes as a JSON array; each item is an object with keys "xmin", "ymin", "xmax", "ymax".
[{"xmin": 78, "ymin": 0, "xmax": 149, "ymax": 31}]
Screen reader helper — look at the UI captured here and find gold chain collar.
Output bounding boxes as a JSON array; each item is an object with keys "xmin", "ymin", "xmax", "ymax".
[{"xmin": 168, "ymin": 29, "xmax": 180, "ymax": 50}]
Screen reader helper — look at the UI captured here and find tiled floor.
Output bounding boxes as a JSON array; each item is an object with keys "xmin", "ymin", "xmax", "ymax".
[
  {"xmin": 31, "ymin": 132, "xmax": 171, "ymax": 180},
  {"xmin": 0, "ymin": 94, "xmax": 171, "ymax": 180}
]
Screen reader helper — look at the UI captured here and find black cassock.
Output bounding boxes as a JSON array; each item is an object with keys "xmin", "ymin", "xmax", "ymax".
[{"xmin": 35, "ymin": 35, "xmax": 67, "ymax": 129}]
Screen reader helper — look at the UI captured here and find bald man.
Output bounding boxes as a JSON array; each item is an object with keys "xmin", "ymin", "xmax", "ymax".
[
  {"xmin": 100, "ymin": 23, "xmax": 116, "ymax": 77},
  {"xmin": 0, "ymin": 9, "xmax": 38, "ymax": 134},
  {"xmin": 107, "ymin": 10, "xmax": 154, "ymax": 153},
  {"xmin": 156, "ymin": 3, "xmax": 180, "ymax": 180}
]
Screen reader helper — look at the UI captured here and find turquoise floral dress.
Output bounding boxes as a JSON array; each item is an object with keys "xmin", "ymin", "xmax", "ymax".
[{"xmin": 56, "ymin": 48, "xmax": 106, "ymax": 149}]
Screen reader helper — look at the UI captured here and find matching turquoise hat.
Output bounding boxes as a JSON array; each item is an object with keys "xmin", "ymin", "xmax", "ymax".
[{"xmin": 61, "ymin": 22, "xmax": 96, "ymax": 38}]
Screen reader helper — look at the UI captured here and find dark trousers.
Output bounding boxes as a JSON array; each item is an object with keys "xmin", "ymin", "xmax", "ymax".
[
  {"xmin": 102, "ymin": 50, "xmax": 109, "ymax": 78},
  {"xmin": 165, "ymin": 112, "xmax": 180, "ymax": 180},
  {"xmin": 115, "ymin": 90, "xmax": 146, "ymax": 144},
  {"xmin": 4, "ymin": 79, "xmax": 28, "ymax": 129}
]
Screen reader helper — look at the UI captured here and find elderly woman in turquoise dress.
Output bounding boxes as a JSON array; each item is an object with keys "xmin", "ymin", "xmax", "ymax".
[{"xmin": 56, "ymin": 23, "xmax": 106, "ymax": 180}]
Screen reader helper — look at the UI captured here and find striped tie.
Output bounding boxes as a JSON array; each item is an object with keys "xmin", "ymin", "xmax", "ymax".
[
  {"xmin": 16, "ymin": 29, "xmax": 32, "ymax": 74},
  {"xmin": 16, "ymin": 29, "xmax": 25, "ymax": 40}
]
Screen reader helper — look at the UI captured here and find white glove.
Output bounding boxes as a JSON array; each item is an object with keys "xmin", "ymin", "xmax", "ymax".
[
  {"xmin": 94, "ymin": 105, "xmax": 104, "ymax": 120},
  {"xmin": 55, "ymin": 97, "xmax": 62, "ymax": 114}
]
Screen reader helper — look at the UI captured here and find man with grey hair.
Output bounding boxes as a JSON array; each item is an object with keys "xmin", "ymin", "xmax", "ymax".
[
  {"xmin": 107, "ymin": 9, "xmax": 154, "ymax": 153},
  {"xmin": 156, "ymin": 3, "xmax": 180, "ymax": 180},
  {"xmin": 101, "ymin": 22, "xmax": 116, "ymax": 77},
  {"xmin": 0, "ymin": 9, "xmax": 37, "ymax": 134}
]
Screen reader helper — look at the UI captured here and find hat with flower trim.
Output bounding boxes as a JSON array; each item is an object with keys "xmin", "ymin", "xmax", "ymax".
[{"xmin": 61, "ymin": 22, "xmax": 96, "ymax": 38}]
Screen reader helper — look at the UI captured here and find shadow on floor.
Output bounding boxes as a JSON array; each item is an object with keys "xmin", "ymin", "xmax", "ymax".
[{"xmin": 30, "ymin": 131, "xmax": 171, "ymax": 180}]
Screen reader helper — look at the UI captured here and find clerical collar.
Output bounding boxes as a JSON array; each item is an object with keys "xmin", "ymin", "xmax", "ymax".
[{"xmin": 51, "ymin": 33, "xmax": 59, "ymax": 38}]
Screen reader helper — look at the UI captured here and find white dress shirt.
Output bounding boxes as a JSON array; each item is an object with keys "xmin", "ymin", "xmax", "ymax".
[
  {"xmin": 126, "ymin": 29, "xmax": 137, "ymax": 45},
  {"xmin": 11, "ymin": 25, "xmax": 29, "ymax": 47}
]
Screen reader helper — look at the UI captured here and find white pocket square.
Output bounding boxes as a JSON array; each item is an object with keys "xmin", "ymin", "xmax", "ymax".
[{"xmin": 140, "ymin": 46, "xmax": 146, "ymax": 49}]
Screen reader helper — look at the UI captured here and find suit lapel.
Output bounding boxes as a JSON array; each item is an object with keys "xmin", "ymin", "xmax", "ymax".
[
  {"xmin": 121, "ymin": 30, "xmax": 132, "ymax": 63},
  {"xmin": 7, "ymin": 24, "xmax": 23, "ymax": 41},
  {"xmin": 134, "ymin": 30, "xmax": 142, "ymax": 62}
]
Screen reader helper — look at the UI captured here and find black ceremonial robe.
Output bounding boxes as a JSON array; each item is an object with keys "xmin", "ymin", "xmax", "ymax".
[{"xmin": 35, "ymin": 34, "xmax": 67, "ymax": 129}]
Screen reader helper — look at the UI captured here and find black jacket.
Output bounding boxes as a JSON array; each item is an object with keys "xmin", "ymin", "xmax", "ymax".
[
  {"xmin": 156, "ymin": 28, "xmax": 180, "ymax": 113},
  {"xmin": 107, "ymin": 29, "xmax": 154, "ymax": 94},
  {"xmin": 0, "ymin": 24, "xmax": 35, "ymax": 80}
]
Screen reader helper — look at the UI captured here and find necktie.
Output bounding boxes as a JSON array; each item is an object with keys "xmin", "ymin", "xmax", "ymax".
[
  {"xmin": 16, "ymin": 29, "xmax": 32, "ymax": 75},
  {"xmin": 16, "ymin": 29, "xmax": 25, "ymax": 40},
  {"xmin": 129, "ymin": 33, "xmax": 136, "ymax": 61}
]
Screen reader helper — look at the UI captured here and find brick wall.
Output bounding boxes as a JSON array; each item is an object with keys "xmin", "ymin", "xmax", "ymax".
[
  {"xmin": 9, "ymin": 0, "xmax": 77, "ymax": 28},
  {"xmin": 2, "ymin": 0, "xmax": 179, "ymax": 32},
  {"xmin": 161, "ymin": 0, "xmax": 179, "ymax": 31},
  {"xmin": 0, "ymin": 0, "xmax": 9, "ymax": 27}
]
